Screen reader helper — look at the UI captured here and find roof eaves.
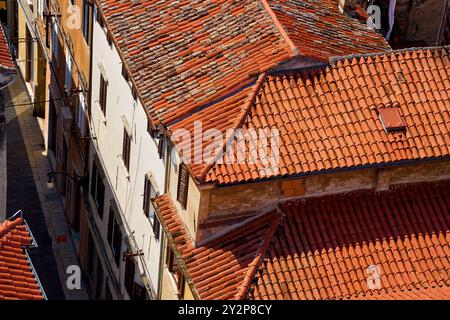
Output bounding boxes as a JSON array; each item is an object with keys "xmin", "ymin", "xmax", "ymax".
[{"xmin": 152, "ymin": 195, "xmax": 201, "ymax": 300}]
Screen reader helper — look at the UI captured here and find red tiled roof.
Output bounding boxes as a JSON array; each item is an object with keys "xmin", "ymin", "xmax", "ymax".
[
  {"xmin": 154, "ymin": 180, "xmax": 450, "ymax": 300},
  {"xmin": 0, "ymin": 24, "xmax": 14, "ymax": 71},
  {"xmin": 95, "ymin": 0, "xmax": 388, "ymax": 127},
  {"xmin": 266, "ymin": 0, "xmax": 389, "ymax": 61},
  {"xmin": 153, "ymin": 194, "xmax": 278, "ymax": 300},
  {"xmin": 0, "ymin": 217, "xmax": 45, "ymax": 300},
  {"xmin": 201, "ymin": 47, "xmax": 450, "ymax": 184},
  {"xmin": 95, "ymin": 0, "xmax": 295, "ymax": 126},
  {"xmin": 249, "ymin": 180, "xmax": 450, "ymax": 300}
]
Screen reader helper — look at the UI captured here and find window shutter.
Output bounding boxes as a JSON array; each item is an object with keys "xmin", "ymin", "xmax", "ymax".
[
  {"xmin": 153, "ymin": 215, "xmax": 160, "ymax": 240},
  {"xmin": 99, "ymin": 75, "xmax": 107, "ymax": 114},
  {"xmin": 122, "ymin": 129, "xmax": 131, "ymax": 171},
  {"xmin": 143, "ymin": 177, "xmax": 150, "ymax": 217},
  {"xmin": 177, "ymin": 164, "xmax": 189, "ymax": 209},
  {"xmin": 157, "ymin": 138, "xmax": 164, "ymax": 159},
  {"xmin": 124, "ymin": 256, "xmax": 135, "ymax": 297},
  {"xmin": 121, "ymin": 65, "xmax": 128, "ymax": 81},
  {"xmin": 107, "ymin": 207, "xmax": 114, "ymax": 245}
]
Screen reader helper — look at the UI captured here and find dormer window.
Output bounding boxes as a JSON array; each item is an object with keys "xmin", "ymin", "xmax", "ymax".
[{"xmin": 379, "ymin": 107, "xmax": 406, "ymax": 133}]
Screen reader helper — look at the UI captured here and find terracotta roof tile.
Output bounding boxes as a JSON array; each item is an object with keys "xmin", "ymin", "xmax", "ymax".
[
  {"xmin": 266, "ymin": 0, "xmax": 390, "ymax": 61},
  {"xmin": 95, "ymin": 0, "xmax": 295, "ymax": 126},
  {"xmin": 201, "ymin": 47, "xmax": 450, "ymax": 184},
  {"xmin": 155, "ymin": 180, "xmax": 450, "ymax": 300},
  {"xmin": 95, "ymin": 0, "xmax": 388, "ymax": 127},
  {"xmin": 0, "ymin": 23, "xmax": 14, "ymax": 71},
  {"xmin": 153, "ymin": 194, "xmax": 277, "ymax": 300},
  {"xmin": 249, "ymin": 180, "xmax": 450, "ymax": 300},
  {"xmin": 0, "ymin": 217, "xmax": 45, "ymax": 300}
]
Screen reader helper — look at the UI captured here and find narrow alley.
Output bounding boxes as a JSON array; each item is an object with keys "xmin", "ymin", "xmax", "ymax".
[{"xmin": 2, "ymin": 74, "xmax": 89, "ymax": 300}]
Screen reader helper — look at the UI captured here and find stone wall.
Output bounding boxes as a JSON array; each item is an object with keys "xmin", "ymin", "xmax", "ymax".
[{"xmin": 194, "ymin": 159, "xmax": 450, "ymax": 244}]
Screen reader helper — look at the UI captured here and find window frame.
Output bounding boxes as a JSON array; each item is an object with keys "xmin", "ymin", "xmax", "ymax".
[
  {"xmin": 177, "ymin": 164, "xmax": 189, "ymax": 209},
  {"xmin": 99, "ymin": 74, "xmax": 108, "ymax": 115},
  {"xmin": 143, "ymin": 175, "xmax": 160, "ymax": 240},
  {"xmin": 122, "ymin": 128, "xmax": 131, "ymax": 172},
  {"xmin": 90, "ymin": 161, "xmax": 105, "ymax": 218}
]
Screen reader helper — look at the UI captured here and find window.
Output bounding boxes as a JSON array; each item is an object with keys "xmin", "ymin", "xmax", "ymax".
[
  {"xmin": 106, "ymin": 32, "xmax": 113, "ymax": 46},
  {"xmin": 90, "ymin": 161, "xmax": 105, "ymax": 218},
  {"xmin": 77, "ymin": 93, "xmax": 87, "ymax": 136},
  {"xmin": 166, "ymin": 246, "xmax": 185, "ymax": 297},
  {"xmin": 147, "ymin": 120, "xmax": 156, "ymax": 138},
  {"xmin": 122, "ymin": 128, "xmax": 131, "ymax": 171},
  {"xmin": 82, "ymin": 0, "xmax": 92, "ymax": 45},
  {"xmin": 124, "ymin": 256, "xmax": 135, "ymax": 297},
  {"xmin": 52, "ymin": 18, "xmax": 59, "ymax": 64},
  {"xmin": 97, "ymin": 10, "xmax": 104, "ymax": 28},
  {"xmin": 65, "ymin": 48, "xmax": 72, "ymax": 94},
  {"xmin": 379, "ymin": 107, "xmax": 406, "ymax": 133},
  {"xmin": 166, "ymin": 246, "xmax": 179, "ymax": 274},
  {"xmin": 143, "ymin": 175, "xmax": 160, "ymax": 240},
  {"xmin": 131, "ymin": 86, "xmax": 137, "ymax": 101},
  {"xmin": 99, "ymin": 74, "xmax": 108, "ymax": 115},
  {"xmin": 157, "ymin": 138, "xmax": 164, "ymax": 159},
  {"xmin": 107, "ymin": 208, "xmax": 122, "ymax": 266},
  {"xmin": 121, "ymin": 65, "xmax": 129, "ymax": 82},
  {"xmin": 124, "ymin": 256, "xmax": 147, "ymax": 300},
  {"xmin": 86, "ymin": 232, "xmax": 96, "ymax": 275},
  {"xmin": 177, "ymin": 164, "xmax": 189, "ymax": 209}
]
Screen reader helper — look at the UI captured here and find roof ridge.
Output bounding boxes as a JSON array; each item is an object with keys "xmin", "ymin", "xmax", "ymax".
[
  {"xmin": 198, "ymin": 72, "xmax": 268, "ymax": 181},
  {"xmin": 258, "ymin": 0, "xmax": 299, "ymax": 56},
  {"xmin": 329, "ymin": 45, "xmax": 450, "ymax": 65},
  {"xmin": 234, "ymin": 209, "xmax": 282, "ymax": 300}
]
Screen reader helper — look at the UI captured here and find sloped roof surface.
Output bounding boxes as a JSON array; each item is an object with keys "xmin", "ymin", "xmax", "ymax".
[
  {"xmin": 95, "ymin": 0, "xmax": 388, "ymax": 126},
  {"xmin": 154, "ymin": 180, "xmax": 450, "ymax": 300},
  {"xmin": 203, "ymin": 47, "xmax": 450, "ymax": 184},
  {"xmin": 0, "ymin": 218, "xmax": 45, "ymax": 300},
  {"xmin": 267, "ymin": 0, "xmax": 389, "ymax": 60},
  {"xmin": 0, "ymin": 24, "xmax": 14, "ymax": 70},
  {"xmin": 154, "ymin": 194, "xmax": 277, "ymax": 300}
]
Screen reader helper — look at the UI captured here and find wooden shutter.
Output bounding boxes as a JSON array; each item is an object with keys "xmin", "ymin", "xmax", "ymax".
[
  {"xmin": 157, "ymin": 138, "xmax": 164, "ymax": 159},
  {"xmin": 143, "ymin": 177, "xmax": 150, "ymax": 217},
  {"xmin": 177, "ymin": 164, "xmax": 189, "ymax": 209},
  {"xmin": 124, "ymin": 256, "xmax": 135, "ymax": 297},
  {"xmin": 107, "ymin": 207, "xmax": 114, "ymax": 245},
  {"xmin": 122, "ymin": 129, "xmax": 131, "ymax": 171},
  {"xmin": 121, "ymin": 65, "xmax": 128, "ymax": 81},
  {"xmin": 99, "ymin": 75, "xmax": 107, "ymax": 114},
  {"xmin": 153, "ymin": 215, "xmax": 160, "ymax": 240}
]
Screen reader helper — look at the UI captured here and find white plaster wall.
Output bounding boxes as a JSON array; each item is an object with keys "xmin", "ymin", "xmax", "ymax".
[{"xmin": 89, "ymin": 10, "xmax": 165, "ymax": 297}]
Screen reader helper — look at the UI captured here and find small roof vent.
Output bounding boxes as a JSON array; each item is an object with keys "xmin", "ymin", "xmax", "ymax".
[{"xmin": 379, "ymin": 107, "xmax": 406, "ymax": 133}]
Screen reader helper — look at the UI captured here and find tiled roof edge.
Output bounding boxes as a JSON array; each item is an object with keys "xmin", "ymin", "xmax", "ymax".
[
  {"xmin": 0, "ymin": 23, "xmax": 16, "ymax": 72},
  {"xmin": 235, "ymin": 210, "xmax": 282, "ymax": 300},
  {"xmin": 329, "ymin": 45, "xmax": 450, "ymax": 66},
  {"xmin": 198, "ymin": 73, "xmax": 268, "ymax": 181},
  {"xmin": 152, "ymin": 194, "xmax": 201, "ymax": 300},
  {"xmin": 258, "ymin": 0, "xmax": 299, "ymax": 56}
]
